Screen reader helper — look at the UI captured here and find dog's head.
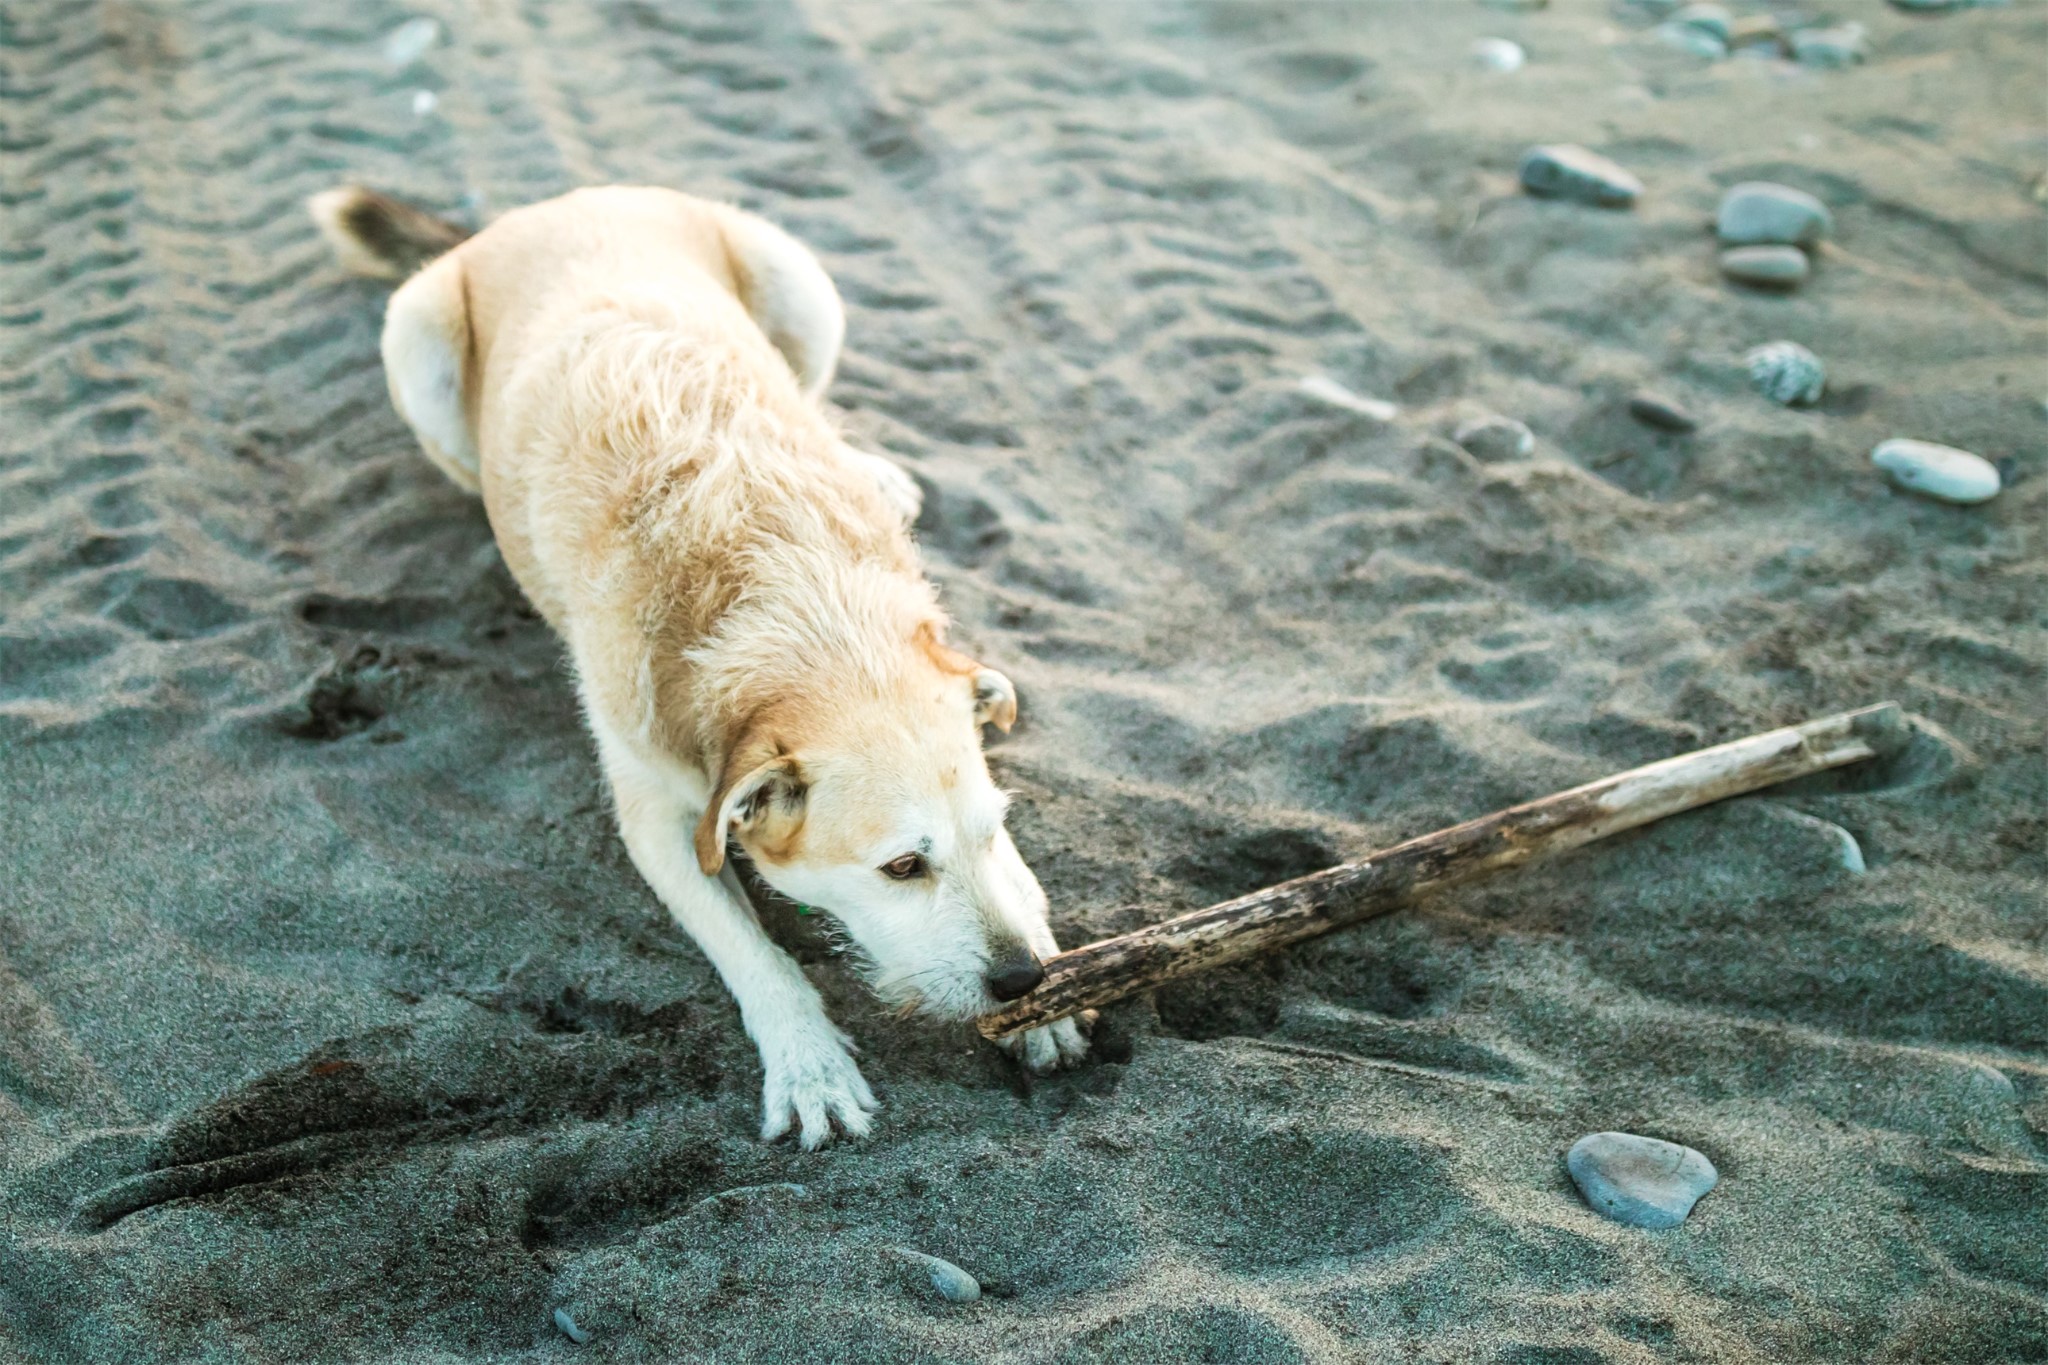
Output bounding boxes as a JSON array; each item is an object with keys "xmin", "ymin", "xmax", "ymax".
[{"xmin": 693, "ymin": 639, "xmax": 1048, "ymax": 1020}]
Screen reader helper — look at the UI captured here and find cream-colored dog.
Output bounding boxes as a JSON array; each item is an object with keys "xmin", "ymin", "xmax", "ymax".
[{"xmin": 309, "ymin": 185, "xmax": 1086, "ymax": 1148}]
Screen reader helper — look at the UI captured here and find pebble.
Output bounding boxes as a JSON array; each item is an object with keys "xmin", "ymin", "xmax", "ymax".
[
  {"xmin": 1790, "ymin": 22, "xmax": 1869, "ymax": 67},
  {"xmin": 888, "ymin": 1249, "xmax": 982, "ymax": 1303},
  {"xmin": 1567, "ymin": 1132, "xmax": 1719, "ymax": 1229},
  {"xmin": 1628, "ymin": 391, "xmax": 1697, "ymax": 432},
  {"xmin": 1479, "ymin": 0, "xmax": 1549, "ymax": 10},
  {"xmin": 1727, "ymin": 15, "xmax": 1784, "ymax": 50},
  {"xmin": 1454, "ymin": 414, "xmax": 1536, "ymax": 462},
  {"xmin": 1671, "ymin": 3, "xmax": 1733, "ymax": 41},
  {"xmin": 552, "ymin": 1308, "xmax": 590, "ymax": 1344},
  {"xmin": 1745, "ymin": 341, "xmax": 1826, "ymax": 405},
  {"xmin": 1299, "ymin": 374, "xmax": 1399, "ymax": 422},
  {"xmin": 1717, "ymin": 182, "xmax": 1832, "ymax": 248},
  {"xmin": 1656, "ymin": 21, "xmax": 1729, "ymax": 59},
  {"xmin": 410, "ymin": 89, "xmax": 437, "ymax": 117},
  {"xmin": 1471, "ymin": 38, "xmax": 1527, "ymax": 73},
  {"xmin": 1720, "ymin": 245, "xmax": 1811, "ymax": 289},
  {"xmin": 381, "ymin": 17, "xmax": 440, "ymax": 68},
  {"xmin": 1519, "ymin": 144, "xmax": 1642, "ymax": 208},
  {"xmin": 1871, "ymin": 439, "xmax": 2002, "ymax": 504}
]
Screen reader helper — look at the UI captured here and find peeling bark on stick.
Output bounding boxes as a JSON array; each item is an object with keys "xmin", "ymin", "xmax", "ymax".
[{"xmin": 980, "ymin": 703, "xmax": 1906, "ymax": 1040}]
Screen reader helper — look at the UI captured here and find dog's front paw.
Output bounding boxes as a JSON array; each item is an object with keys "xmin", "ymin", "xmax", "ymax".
[
  {"xmin": 842, "ymin": 444, "xmax": 923, "ymax": 526},
  {"xmin": 759, "ymin": 1026, "xmax": 878, "ymax": 1150},
  {"xmin": 1001, "ymin": 1015, "xmax": 1091, "ymax": 1074}
]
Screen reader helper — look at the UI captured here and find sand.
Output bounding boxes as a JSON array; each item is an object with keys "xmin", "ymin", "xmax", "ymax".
[{"xmin": 1, "ymin": 1, "xmax": 2044, "ymax": 1360}]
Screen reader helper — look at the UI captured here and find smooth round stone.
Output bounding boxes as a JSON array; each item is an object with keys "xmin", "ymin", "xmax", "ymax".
[
  {"xmin": 1628, "ymin": 391, "xmax": 1698, "ymax": 432},
  {"xmin": 1454, "ymin": 414, "xmax": 1536, "ymax": 462},
  {"xmin": 1671, "ymin": 2, "xmax": 1732, "ymax": 40},
  {"xmin": 1727, "ymin": 14, "xmax": 1784, "ymax": 49},
  {"xmin": 888, "ymin": 1249, "xmax": 982, "ymax": 1303},
  {"xmin": 1871, "ymin": 439, "xmax": 2002, "ymax": 504},
  {"xmin": 1520, "ymin": 144, "xmax": 1642, "ymax": 207},
  {"xmin": 1656, "ymin": 21, "xmax": 1729, "ymax": 58},
  {"xmin": 1568, "ymin": 1132, "xmax": 1719, "ymax": 1229},
  {"xmin": 1718, "ymin": 182, "xmax": 1832, "ymax": 248},
  {"xmin": 1745, "ymin": 340, "xmax": 1825, "ymax": 405},
  {"xmin": 1479, "ymin": 0, "xmax": 1549, "ymax": 10},
  {"xmin": 1791, "ymin": 22, "xmax": 1869, "ymax": 67},
  {"xmin": 1720, "ymin": 245, "xmax": 1810, "ymax": 289},
  {"xmin": 1472, "ymin": 37, "xmax": 1527, "ymax": 72}
]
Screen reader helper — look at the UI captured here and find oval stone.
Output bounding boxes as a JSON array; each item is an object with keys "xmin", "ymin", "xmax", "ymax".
[
  {"xmin": 1672, "ymin": 2, "xmax": 1733, "ymax": 40},
  {"xmin": 1745, "ymin": 340, "xmax": 1825, "ymax": 405},
  {"xmin": 1720, "ymin": 245, "xmax": 1810, "ymax": 288},
  {"xmin": 1567, "ymin": 1131, "xmax": 1719, "ymax": 1229},
  {"xmin": 1718, "ymin": 182, "xmax": 1832, "ymax": 247},
  {"xmin": 1791, "ymin": 22, "xmax": 1868, "ymax": 67},
  {"xmin": 1656, "ymin": 21, "xmax": 1729, "ymax": 58},
  {"xmin": 1454, "ymin": 414, "xmax": 1536, "ymax": 462},
  {"xmin": 1520, "ymin": 144, "xmax": 1642, "ymax": 207},
  {"xmin": 888, "ymin": 1249, "xmax": 982, "ymax": 1303},
  {"xmin": 1871, "ymin": 439, "xmax": 2002, "ymax": 504},
  {"xmin": 1628, "ymin": 390, "xmax": 1698, "ymax": 432}
]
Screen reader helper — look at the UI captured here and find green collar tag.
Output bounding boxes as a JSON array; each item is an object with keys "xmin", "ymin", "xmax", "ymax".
[{"xmin": 795, "ymin": 902, "xmax": 818, "ymax": 917}]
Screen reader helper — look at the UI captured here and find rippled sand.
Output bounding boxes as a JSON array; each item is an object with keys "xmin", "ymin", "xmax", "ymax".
[{"xmin": 2, "ymin": 2, "xmax": 2042, "ymax": 1360}]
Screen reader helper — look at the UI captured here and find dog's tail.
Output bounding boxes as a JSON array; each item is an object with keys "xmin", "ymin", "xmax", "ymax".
[{"xmin": 307, "ymin": 185, "xmax": 470, "ymax": 280}]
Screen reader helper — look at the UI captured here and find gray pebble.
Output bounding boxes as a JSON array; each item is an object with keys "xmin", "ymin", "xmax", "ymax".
[
  {"xmin": 1745, "ymin": 341, "xmax": 1826, "ymax": 405},
  {"xmin": 1717, "ymin": 182, "xmax": 1832, "ymax": 248},
  {"xmin": 1567, "ymin": 1131, "xmax": 1719, "ymax": 1229},
  {"xmin": 552, "ymin": 1308, "xmax": 590, "ymax": 1344},
  {"xmin": 1720, "ymin": 245, "xmax": 1811, "ymax": 289},
  {"xmin": 1790, "ymin": 22, "xmax": 1869, "ymax": 67},
  {"xmin": 1519, "ymin": 144, "xmax": 1643, "ymax": 207},
  {"xmin": 888, "ymin": 1248, "xmax": 982, "ymax": 1303},
  {"xmin": 1872, "ymin": 438, "xmax": 2002, "ymax": 504},
  {"xmin": 1454, "ymin": 414, "xmax": 1536, "ymax": 462},
  {"xmin": 1628, "ymin": 391, "xmax": 1697, "ymax": 432},
  {"xmin": 1671, "ymin": 2, "xmax": 1732, "ymax": 41},
  {"xmin": 1656, "ymin": 21, "xmax": 1729, "ymax": 58},
  {"xmin": 1479, "ymin": 0, "xmax": 1549, "ymax": 10}
]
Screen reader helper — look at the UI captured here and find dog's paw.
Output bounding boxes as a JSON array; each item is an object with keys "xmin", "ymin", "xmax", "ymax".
[
  {"xmin": 1001, "ymin": 1015, "xmax": 1091, "ymax": 1074},
  {"xmin": 842, "ymin": 444, "xmax": 923, "ymax": 526},
  {"xmin": 758, "ymin": 1026, "xmax": 878, "ymax": 1150}
]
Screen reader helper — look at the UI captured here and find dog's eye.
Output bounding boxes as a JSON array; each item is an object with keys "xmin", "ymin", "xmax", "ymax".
[{"xmin": 879, "ymin": 853, "xmax": 928, "ymax": 881}]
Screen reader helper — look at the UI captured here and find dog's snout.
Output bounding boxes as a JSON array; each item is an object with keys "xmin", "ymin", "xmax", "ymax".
[{"xmin": 984, "ymin": 948, "xmax": 1044, "ymax": 1002}]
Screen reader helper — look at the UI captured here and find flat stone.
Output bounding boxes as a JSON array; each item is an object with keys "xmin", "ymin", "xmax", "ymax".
[
  {"xmin": 1720, "ymin": 244, "xmax": 1810, "ymax": 289},
  {"xmin": 1790, "ymin": 22, "xmax": 1869, "ymax": 67},
  {"xmin": 1454, "ymin": 414, "xmax": 1536, "ymax": 462},
  {"xmin": 1745, "ymin": 340, "xmax": 1826, "ymax": 405},
  {"xmin": 1872, "ymin": 439, "xmax": 2002, "ymax": 504},
  {"xmin": 1718, "ymin": 182, "xmax": 1832, "ymax": 248},
  {"xmin": 1628, "ymin": 391, "xmax": 1698, "ymax": 432},
  {"xmin": 1568, "ymin": 1132, "xmax": 1719, "ymax": 1229},
  {"xmin": 1656, "ymin": 21, "xmax": 1729, "ymax": 58},
  {"xmin": 1727, "ymin": 14, "xmax": 1784, "ymax": 49},
  {"xmin": 1520, "ymin": 144, "xmax": 1642, "ymax": 207},
  {"xmin": 1471, "ymin": 37, "xmax": 1526, "ymax": 72},
  {"xmin": 1671, "ymin": 2, "xmax": 1732, "ymax": 40},
  {"xmin": 888, "ymin": 1249, "xmax": 982, "ymax": 1303}
]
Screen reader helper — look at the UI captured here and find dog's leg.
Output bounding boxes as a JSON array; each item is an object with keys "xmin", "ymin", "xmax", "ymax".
[
  {"xmin": 605, "ymin": 752, "xmax": 877, "ymax": 1149},
  {"xmin": 381, "ymin": 254, "xmax": 481, "ymax": 492},
  {"xmin": 719, "ymin": 208, "xmax": 846, "ymax": 402}
]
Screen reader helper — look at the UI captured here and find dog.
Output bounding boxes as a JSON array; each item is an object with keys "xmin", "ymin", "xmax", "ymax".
[{"xmin": 308, "ymin": 184, "xmax": 1087, "ymax": 1148}]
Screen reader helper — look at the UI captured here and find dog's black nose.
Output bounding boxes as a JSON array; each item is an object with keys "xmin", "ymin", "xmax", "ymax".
[{"xmin": 984, "ymin": 950, "xmax": 1045, "ymax": 1002}]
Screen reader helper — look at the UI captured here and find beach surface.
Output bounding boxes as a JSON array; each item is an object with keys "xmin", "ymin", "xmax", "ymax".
[{"xmin": 2, "ymin": 1, "xmax": 2044, "ymax": 1360}]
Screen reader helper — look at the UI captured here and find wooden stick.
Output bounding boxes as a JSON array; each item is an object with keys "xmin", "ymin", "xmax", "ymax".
[{"xmin": 980, "ymin": 703, "xmax": 1906, "ymax": 1039}]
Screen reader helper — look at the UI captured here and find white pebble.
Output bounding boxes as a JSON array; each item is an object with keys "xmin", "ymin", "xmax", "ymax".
[
  {"xmin": 381, "ymin": 17, "xmax": 440, "ymax": 69},
  {"xmin": 1871, "ymin": 439, "xmax": 2002, "ymax": 505},
  {"xmin": 1299, "ymin": 374, "xmax": 1399, "ymax": 422},
  {"xmin": 888, "ymin": 1248, "xmax": 982, "ymax": 1303},
  {"xmin": 410, "ymin": 89, "xmax": 438, "ymax": 117},
  {"xmin": 1744, "ymin": 341, "xmax": 1825, "ymax": 406},
  {"xmin": 1471, "ymin": 38, "xmax": 1527, "ymax": 72}
]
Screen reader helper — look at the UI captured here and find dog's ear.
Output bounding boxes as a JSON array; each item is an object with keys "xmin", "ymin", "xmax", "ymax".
[
  {"xmin": 971, "ymin": 668, "xmax": 1017, "ymax": 733},
  {"xmin": 695, "ymin": 742, "xmax": 807, "ymax": 876}
]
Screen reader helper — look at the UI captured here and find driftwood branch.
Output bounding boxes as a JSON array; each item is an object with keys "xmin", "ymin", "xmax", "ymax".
[{"xmin": 980, "ymin": 703, "xmax": 1906, "ymax": 1040}]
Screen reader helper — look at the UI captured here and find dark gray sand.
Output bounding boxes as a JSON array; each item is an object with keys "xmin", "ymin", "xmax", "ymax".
[{"xmin": 3, "ymin": 2, "xmax": 2045, "ymax": 1361}]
